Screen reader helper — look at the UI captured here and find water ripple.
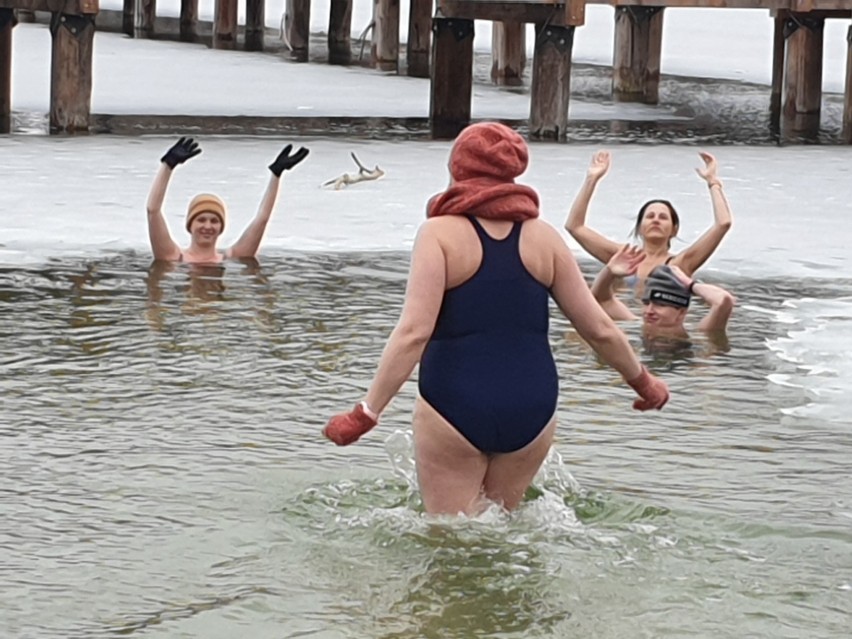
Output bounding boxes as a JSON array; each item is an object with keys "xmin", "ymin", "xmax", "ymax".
[{"xmin": 1, "ymin": 254, "xmax": 851, "ymax": 638}]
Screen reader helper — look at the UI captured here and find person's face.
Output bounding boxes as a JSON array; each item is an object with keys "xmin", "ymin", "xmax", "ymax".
[
  {"xmin": 643, "ymin": 301, "xmax": 687, "ymax": 331},
  {"xmin": 190, "ymin": 212, "xmax": 223, "ymax": 244},
  {"xmin": 639, "ymin": 203, "xmax": 677, "ymax": 241}
]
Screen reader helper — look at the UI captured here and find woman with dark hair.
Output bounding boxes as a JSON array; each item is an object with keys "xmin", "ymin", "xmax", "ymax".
[
  {"xmin": 565, "ymin": 150, "xmax": 732, "ymax": 284},
  {"xmin": 323, "ymin": 123, "xmax": 669, "ymax": 517}
]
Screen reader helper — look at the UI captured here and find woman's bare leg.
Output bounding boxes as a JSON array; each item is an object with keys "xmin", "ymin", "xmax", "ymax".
[
  {"xmin": 413, "ymin": 397, "xmax": 490, "ymax": 516},
  {"xmin": 482, "ymin": 417, "xmax": 557, "ymax": 511}
]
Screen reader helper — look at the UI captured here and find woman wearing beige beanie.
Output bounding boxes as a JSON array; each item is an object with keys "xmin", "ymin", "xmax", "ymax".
[{"xmin": 145, "ymin": 137, "xmax": 309, "ymax": 263}]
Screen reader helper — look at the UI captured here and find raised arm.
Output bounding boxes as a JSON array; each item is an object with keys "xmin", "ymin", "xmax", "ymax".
[
  {"xmin": 565, "ymin": 150, "xmax": 623, "ymax": 264},
  {"xmin": 227, "ymin": 144, "xmax": 310, "ymax": 259},
  {"xmin": 694, "ymin": 282, "xmax": 736, "ymax": 333},
  {"xmin": 146, "ymin": 137, "xmax": 201, "ymax": 261},
  {"xmin": 670, "ymin": 265, "xmax": 735, "ymax": 333},
  {"xmin": 675, "ymin": 152, "xmax": 733, "ymax": 275},
  {"xmin": 546, "ymin": 229, "xmax": 668, "ymax": 410},
  {"xmin": 591, "ymin": 244, "xmax": 644, "ymax": 321},
  {"xmin": 323, "ymin": 222, "xmax": 447, "ymax": 444}
]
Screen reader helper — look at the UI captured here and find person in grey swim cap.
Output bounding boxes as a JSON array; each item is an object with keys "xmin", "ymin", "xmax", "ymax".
[{"xmin": 592, "ymin": 245, "xmax": 735, "ymax": 337}]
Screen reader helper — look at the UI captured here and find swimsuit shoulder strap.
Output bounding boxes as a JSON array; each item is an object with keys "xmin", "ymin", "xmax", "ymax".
[
  {"xmin": 467, "ymin": 216, "xmax": 523, "ymax": 246},
  {"xmin": 509, "ymin": 221, "xmax": 523, "ymax": 242},
  {"xmin": 466, "ymin": 216, "xmax": 491, "ymax": 247}
]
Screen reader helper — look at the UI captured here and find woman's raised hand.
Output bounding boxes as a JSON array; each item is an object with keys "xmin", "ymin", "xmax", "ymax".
[
  {"xmin": 586, "ymin": 150, "xmax": 611, "ymax": 181},
  {"xmin": 607, "ymin": 244, "xmax": 645, "ymax": 277},
  {"xmin": 695, "ymin": 151, "xmax": 719, "ymax": 185},
  {"xmin": 161, "ymin": 137, "xmax": 202, "ymax": 169},
  {"xmin": 668, "ymin": 264, "xmax": 694, "ymax": 288},
  {"xmin": 269, "ymin": 144, "xmax": 310, "ymax": 177}
]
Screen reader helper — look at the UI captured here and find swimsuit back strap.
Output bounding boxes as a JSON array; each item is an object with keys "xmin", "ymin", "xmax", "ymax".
[{"xmin": 467, "ymin": 215, "xmax": 523, "ymax": 247}]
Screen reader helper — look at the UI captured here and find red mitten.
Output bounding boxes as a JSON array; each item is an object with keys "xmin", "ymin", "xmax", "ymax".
[
  {"xmin": 323, "ymin": 403, "xmax": 378, "ymax": 446},
  {"xmin": 627, "ymin": 367, "xmax": 670, "ymax": 411}
]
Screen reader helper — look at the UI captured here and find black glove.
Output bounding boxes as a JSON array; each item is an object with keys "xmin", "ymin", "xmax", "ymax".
[
  {"xmin": 269, "ymin": 144, "xmax": 309, "ymax": 177},
  {"xmin": 161, "ymin": 137, "xmax": 202, "ymax": 169}
]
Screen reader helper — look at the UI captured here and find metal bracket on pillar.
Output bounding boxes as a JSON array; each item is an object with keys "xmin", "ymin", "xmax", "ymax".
[
  {"xmin": 783, "ymin": 14, "xmax": 824, "ymax": 39},
  {"xmin": 0, "ymin": 8, "xmax": 18, "ymax": 29},
  {"xmin": 535, "ymin": 25, "xmax": 574, "ymax": 53},
  {"xmin": 432, "ymin": 18, "xmax": 474, "ymax": 42},
  {"xmin": 617, "ymin": 6, "xmax": 663, "ymax": 25},
  {"xmin": 50, "ymin": 12, "xmax": 95, "ymax": 37}
]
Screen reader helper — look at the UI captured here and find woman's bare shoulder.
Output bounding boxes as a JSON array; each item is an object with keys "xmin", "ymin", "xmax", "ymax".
[
  {"xmin": 422, "ymin": 215, "xmax": 471, "ymax": 229},
  {"xmin": 522, "ymin": 218, "xmax": 565, "ymax": 244},
  {"xmin": 419, "ymin": 215, "xmax": 476, "ymax": 240}
]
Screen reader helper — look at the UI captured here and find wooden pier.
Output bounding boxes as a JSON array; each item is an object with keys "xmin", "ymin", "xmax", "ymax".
[
  {"xmin": 1, "ymin": 0, "xmax": 851, "ymax": 142},
  {"xmin": 429, "ymin": 0, "xmax": 852, "ymax": 141},
  {"xmin": 0, "ymin": 0, "xmax": 98, "ymax": 133}
]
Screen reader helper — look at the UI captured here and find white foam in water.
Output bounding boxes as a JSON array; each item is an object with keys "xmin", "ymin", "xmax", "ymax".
[
  {"xmin": 385, "ymin": 428, "xmax": 418, "ymax": 493},
  {"xmin": 372, "ymin": 433, "xmax": 592, "ymax": 540},
  {"xmin": 766, "ymin": 297, "xmax": 852, "ymax": 423},
  {"xmin": 741, "ymin": 304, "xmax": 800, "ymax": 325}
]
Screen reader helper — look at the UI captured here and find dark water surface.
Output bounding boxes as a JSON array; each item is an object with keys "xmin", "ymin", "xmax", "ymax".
[{"xmin": 2, "ymin": 252, "xmax": 850, "ymax": 638}]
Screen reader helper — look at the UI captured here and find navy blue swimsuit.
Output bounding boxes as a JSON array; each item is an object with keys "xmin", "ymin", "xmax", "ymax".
[{"xmin": 418, "ymin": 217, "xmax": 559, "ymax": 454}]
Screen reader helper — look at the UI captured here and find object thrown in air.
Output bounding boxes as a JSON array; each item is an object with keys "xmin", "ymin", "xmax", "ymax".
[{"xmin": 323, "ymin": 153, "xmax": 386, "ymax": 190}]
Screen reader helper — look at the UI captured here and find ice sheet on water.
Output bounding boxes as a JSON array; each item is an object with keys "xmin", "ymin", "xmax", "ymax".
[{"xmin": 766, "ymin": 296, "xmax": 852, "ymax": 423}]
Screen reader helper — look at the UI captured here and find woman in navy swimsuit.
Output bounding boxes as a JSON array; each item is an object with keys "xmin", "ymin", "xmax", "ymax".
[
  {"xmin": 146, "ymin": 137, "xmax": 309, "ymax": 264},
  {"xmin": 565, "ymin": 150, "xmax": 733, "ymax": 287},
  {"xmin": 324, "ymin": 123, "xmax": 669, "ymax": 516}
]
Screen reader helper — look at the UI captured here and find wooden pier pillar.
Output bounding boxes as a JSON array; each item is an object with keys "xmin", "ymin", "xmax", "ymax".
[
  {"xmin": 328, "ymin": 0, "xmax": 352, "ymax": 65},
  {"xmin": 407, "ymin": 0, "xmax": 431, "ymax": 78},
  {"xmin": 180, "ymin": 0, "xmax": 198, "ymax": 42},
  {"xmin": 372, "ymin": 0, "xmax": 400, "ymax": 72},
  {"xmin": 213, "ymin": 0, "xmax": 238, "ymax": 50},
  {"xmin": 0, "ymin": 8, "xmax": 14, "ymax": 135},
  {"xmin": 430, "ymin": 17, "xmax": 473, "ymax": 139},
  {"xmin": 783, "ymin": 13, "xmax": 824, "ymax": 134},
  {"xmin": 245, "ymin": 0, "xmax": 265, "ymax": 51},
  {"xmin": 491, "ymin": 22, "xmax": 526, "ymax": 86},
  {"xmin": 285, "ymin": 0, "xmax": 310, "ymax": 62},
  {"xmin": 135, "ymin": 0, "xmax": 156, "ymax": 38},
  {"xmin": 49, "ymin": 12, "xmax": 95, "ymax": 133},
  {"xmin": 612, "ymin": 6, "xmax": 663, "ymax": 104},
  {"xmin": 770, "ymin": 13, "xmax": 785, "ymax": 134},
  {"xmin": 530, "ymin": 23, "xmax": 574, "ymax": 141},
  {"xmin": 122, "ymin": 0, "xmax": 133, "ymax": 36},
  {"xmin": 844, "ymin": 26, "xmax": 852, "ymax": 144}
]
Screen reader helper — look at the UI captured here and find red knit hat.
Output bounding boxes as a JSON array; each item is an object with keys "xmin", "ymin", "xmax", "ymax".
[{"xmin": 427, "ymin": 122, "xmax": 540, "ymax": 221}]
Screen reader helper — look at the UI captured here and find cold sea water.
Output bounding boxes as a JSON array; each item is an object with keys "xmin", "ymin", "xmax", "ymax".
[{"xmin": 1, "ymin": 136, "xmax": 851, "ymax": 638}]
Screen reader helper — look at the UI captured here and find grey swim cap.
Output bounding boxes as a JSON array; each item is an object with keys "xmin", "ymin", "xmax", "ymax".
[{"xmin": 641, "ymin": 265, "xmax": 691, "ymax": 308}]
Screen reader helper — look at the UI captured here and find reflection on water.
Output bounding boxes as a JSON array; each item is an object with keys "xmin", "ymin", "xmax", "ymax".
[
  {"xmin": 1, "ymin": 252, "xmax": 851, "ymax": 638},
  {"xmin": 144, "ymin": 258, "xmax": 274, "ymax": 330}
]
